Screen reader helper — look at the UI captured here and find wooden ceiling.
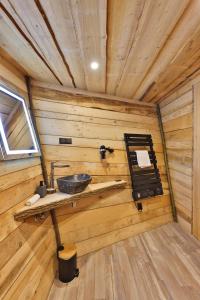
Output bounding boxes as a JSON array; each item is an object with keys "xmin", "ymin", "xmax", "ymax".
[{"xmin": 1, "ymin": 0, "xmax": 200, "ymax": 103}]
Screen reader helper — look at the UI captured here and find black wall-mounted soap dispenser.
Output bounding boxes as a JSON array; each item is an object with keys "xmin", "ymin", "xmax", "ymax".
[{"xmin": 99, "ymin": 145, "xmax": 114, "ymax": 159}]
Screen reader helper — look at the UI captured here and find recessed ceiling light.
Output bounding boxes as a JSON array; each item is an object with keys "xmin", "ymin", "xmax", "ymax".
[{"xmin": 90, "ymin": 61, "xmax": 99, "ymax": 70}]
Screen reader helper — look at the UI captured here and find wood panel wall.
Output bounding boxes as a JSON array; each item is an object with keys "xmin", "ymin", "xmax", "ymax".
[
  {"xmin": 193, "ymin": 81, "xmax": 200, "ymax": 239},
  {"xmin": 160, "ymin": 83, "xmax": 193, "ymax": 234},
  {"xmin": 0, "ymin": 59, "xmax": 56, "ymax": 299},
  {"xmin": 32, "ymin": 83, "xmax": 172, "ymax": 257}
]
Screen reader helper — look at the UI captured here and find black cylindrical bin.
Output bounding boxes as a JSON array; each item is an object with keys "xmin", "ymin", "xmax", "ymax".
[{"xmin": 58, "ymin": 244, "xmax": 79, "ymax": 283}]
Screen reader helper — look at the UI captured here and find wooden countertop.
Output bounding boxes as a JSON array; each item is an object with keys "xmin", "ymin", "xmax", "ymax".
[{"xmin": 14, "ymin": 180, "xmax": 126, "ymax": 220}]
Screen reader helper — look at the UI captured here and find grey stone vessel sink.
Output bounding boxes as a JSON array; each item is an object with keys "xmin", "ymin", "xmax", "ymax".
[{"xmin": 57, "ymin": 174, "xmax": 92, "ymax": 194}]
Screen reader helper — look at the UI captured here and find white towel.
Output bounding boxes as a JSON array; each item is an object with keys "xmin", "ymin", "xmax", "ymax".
[
  {"xmin": 25, "ymin": 194, "xmax": 40, "ymax": 206},
  {"xmin": 135, "ymin": 150, "xmax": 151, "ymax": 168}
]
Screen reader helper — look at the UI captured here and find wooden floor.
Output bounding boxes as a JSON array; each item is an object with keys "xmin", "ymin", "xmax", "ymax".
[{"xmin": 48, "ymin": 223, "xmax": 200, "ymax": 300}]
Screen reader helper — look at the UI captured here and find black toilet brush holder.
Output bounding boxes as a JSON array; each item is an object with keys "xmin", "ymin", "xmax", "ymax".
[{"xmin": 57, "ymin": 244, "xmax": 79, "ymax": 283}]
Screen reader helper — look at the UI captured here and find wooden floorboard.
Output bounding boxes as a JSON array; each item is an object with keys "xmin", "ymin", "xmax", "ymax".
[{"xmin": 48, "ymin": 223, "xmax": 200, "ymax": 300}]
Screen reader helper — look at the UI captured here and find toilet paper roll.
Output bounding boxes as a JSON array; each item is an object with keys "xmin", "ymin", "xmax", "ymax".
[{"xmin": 25, "ymin": 194, "xmax": 40, "ymax": 206}]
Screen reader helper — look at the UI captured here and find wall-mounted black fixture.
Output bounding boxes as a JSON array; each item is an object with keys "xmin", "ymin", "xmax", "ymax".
[
  {"xmin": 99, "ymin": 145, "xmax": 114, "ymax": 160},
  {"xmin": 59, "ymin": 137, "xmax": 72, "ymax": 144}
]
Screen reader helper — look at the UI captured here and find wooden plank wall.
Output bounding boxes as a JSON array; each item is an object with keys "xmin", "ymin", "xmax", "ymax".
[
  {"xmin": 32, "ymin": 84, "xmax": 172, "ymax": 257},
  {"xmin": 192, "ymin": 81, "xmax": 200, "ymax": 239},
  {"xmin": 160, "ymin": 84, "xmax": 193, "ymax": 234},
  {"xmin": 0, "ymin": 59, "xmax": 56, "ymax": 300}
]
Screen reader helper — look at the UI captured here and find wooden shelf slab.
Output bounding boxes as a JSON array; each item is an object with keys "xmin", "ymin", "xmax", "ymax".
[{"xmin": 14, "ymin": 180, "xmax": 126, "ymax": 220}]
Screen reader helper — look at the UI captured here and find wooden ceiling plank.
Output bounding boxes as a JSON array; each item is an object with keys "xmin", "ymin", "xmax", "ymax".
[
  {"xmin": 70, "ymin": 0, "xmax": 107, "ymax": 93},
  {"xmin": 135, "ymin": 0, "xmax": 200, "ymax": 101},
  {"xmin": 2, "ymin": 0, "xmax": 74, "ymax": 87},
  {"xmin": 0, "ymin": 47, "xmax": 28, "ymax": 77},
  {"xmin": 142, "ymin": 19, "xmax": 200, "ymax": 102},
  {"xmin": 34, "ymin": 0, "xmax": 76, "ymax": 87},
  {"xmin": 0, "ymin": 9, "xmax": 58, "ymax": 84},
  {"xmin": 0, "ymin": 50, "xmax": 26, "ymax": 92},
  {"xmin": 39, "ymin": 0, "xmax": 86, "ymax": 89},
  {"xmin": 106, "ymin": 0, "xmax": 146, "ymax": 95},
  {"xmin": 115, "ymin": 0, "xmax": 189, "ymax": 98},
  {"xmin": 1, "ymin": 0, "xmax": 198, "ymax": 102},
  {"xmin": 1, "ymin": 0, "xmax": 46, "ymax": 61},
  {"xmin": 144, "ymin": 33, "xmax": 200, "ymax": 103}
]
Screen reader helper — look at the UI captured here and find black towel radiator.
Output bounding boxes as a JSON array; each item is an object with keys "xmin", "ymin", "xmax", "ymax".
[{"xmin": 124, "ymin": 133, "xmax": 163, "ymax": 211}]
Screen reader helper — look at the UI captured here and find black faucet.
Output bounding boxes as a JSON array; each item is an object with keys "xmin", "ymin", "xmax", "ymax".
[
  {"xmin": 99, "ymin": 145, "xmax": 114, "ymax": 160},
  {"xmin": 50, "ymin": 162, "xmax": 70, "ymax": 189}
]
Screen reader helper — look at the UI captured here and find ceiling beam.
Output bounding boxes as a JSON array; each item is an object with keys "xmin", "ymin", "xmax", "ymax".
[{"xmin": 32, "ymin": 80, "xmax": 155, "ymax": 107}]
